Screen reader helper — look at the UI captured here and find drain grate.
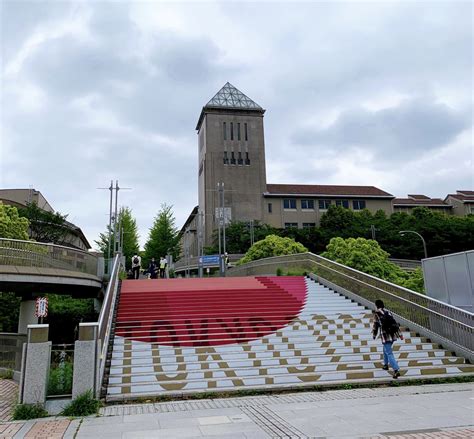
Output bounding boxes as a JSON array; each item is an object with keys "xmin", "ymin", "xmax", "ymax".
[{"xmin": 241, "ymin": 405, "xmax": 308, "ymax": 438}]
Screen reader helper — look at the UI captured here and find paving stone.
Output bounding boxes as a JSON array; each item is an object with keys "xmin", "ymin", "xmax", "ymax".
[{"xmin": 24, "ymin": 420, "xmax": 70, "ymax": 438}]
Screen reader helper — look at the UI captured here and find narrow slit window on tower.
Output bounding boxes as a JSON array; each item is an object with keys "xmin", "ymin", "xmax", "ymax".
[
  {"xmin": 230, "ymin": 151, "xmax": 236, "ymax": 164},
  {"xmin": 230, "ymin": 122, "xmax": 234, "ymax": 140},
  {"xmin": 237, "ymin": 123, "xmax": 241, "ymax": 141},
  {"xmin": 223, "ymin": 122, "xmax": 227, "ymax": 140},
  {"xmin": 244, "ymin": 123, "xmax": 248, "ymax": 141},
  {"xmin": 245, "ymin": 151, "xmax": 250, "ymax": 165},
  {"xmin": 238, "ymin": 151, "xmax": 243, "ymax": 165},
  {"xmin": 223, "ymin": 151, "xmax": 229, "ymax": 164},
  {"xmin": 268, "ymin": 203, "xmax": 272, "ymax": 213}
]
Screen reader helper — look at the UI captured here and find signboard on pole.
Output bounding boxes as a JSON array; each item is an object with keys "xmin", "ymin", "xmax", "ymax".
[
  {"xmin": 35, "ymin": 297, "xmax": 48, "ymax": 318},
  {"xmin": 199, "ymin": 255, "xmax": 221, "ymax": 267}
]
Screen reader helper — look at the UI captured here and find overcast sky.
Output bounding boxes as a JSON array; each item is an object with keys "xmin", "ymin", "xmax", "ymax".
[{"xmin": 1, "ymin": 0, "xmax": 472, "ymax": 248}]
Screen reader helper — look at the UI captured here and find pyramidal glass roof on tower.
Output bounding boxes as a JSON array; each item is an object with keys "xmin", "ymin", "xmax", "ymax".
[{"xmin": 205, "ymin": 82, "xmax": 263, "ymax": 110}]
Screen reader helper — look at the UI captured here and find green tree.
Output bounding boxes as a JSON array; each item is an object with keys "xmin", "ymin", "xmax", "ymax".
[
  {"xmin": 0, "ymin": 203, "xmax": 30, "ymax": 240},
  {"xmin": 95, "ymin": 207, "xmax": 140, "ymax": 268},
  {"xmin": 322, "ymin": 237, "xmax": 424, "ymax": 293},
  {"xmin": 239, "ymin": 234, "xmax": 308, "ymax": 264},
  {"xmin": 17, "ymin": 202, "xmax": 69, "ymax": 244},
  {"xmin": 143, "ymin": 204, "xmax": 179, "ymax": 265},
  {"xmin": 0, "ymin": 292, "xmax": 21, "ymax": 332}
]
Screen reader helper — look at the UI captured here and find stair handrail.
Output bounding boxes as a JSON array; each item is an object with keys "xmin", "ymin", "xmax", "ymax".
[
  {"xmin": 227, "ymin": 252, "xmax": 473, "ymax": 359},
  {"xmin": 97, "ymin": 253, "xmax": 121, "ymax": 396}
]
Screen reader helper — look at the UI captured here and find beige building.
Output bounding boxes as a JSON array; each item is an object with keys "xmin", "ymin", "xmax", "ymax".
[
  {"xmin": 181, "ymin": 83, "xmax": 395, "ymax": 253},
  {"xmin": 445, "ymin": 190, "xmax": 474, "ymax": 216},
  {"xmin": 0, "ymin": 188, "xmax": 91, "ymax": 250},
  {"xmin": 180, "ymin": 84, "xmax": 473, "ymax": 256},
  {"xmin": 393, "ymin": 194, "xmax": 452, "ymax": 215}
]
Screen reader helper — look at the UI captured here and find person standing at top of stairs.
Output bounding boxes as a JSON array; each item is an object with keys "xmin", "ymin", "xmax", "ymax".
[
  {"xmin": 131, "ymin": 254, "xmax": 141, "ymax": 279},
  {"xmin": 372, "ymin": 299, "xmax": 403, "ymax": 379},
  {"xmin": 159, "ymin": 256, "xmax": 167, "ymax": 279}
]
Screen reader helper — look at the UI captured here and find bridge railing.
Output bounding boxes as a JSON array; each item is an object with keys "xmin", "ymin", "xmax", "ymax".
[
  {"xmin": 97, "ymin": 253, "xmax": 121, "ymax": 397},
  {"xmin": 0, "ymin": 238, "xmax": 98, "ymax": 276},
  {"xmin": 228, "ymin": 252, "xmax": 474, "ymax": 361}
]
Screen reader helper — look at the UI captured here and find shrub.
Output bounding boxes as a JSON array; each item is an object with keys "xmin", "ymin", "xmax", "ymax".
[
  {"xmin": 48, "ymin": 361, "xmax": 73, "ymax": 395},
  {"xmin": 61, "ymin": 390, "xmax": 100, "ymax": 417},
  {"xmin": 0, "ymin": 369, "xmax": 14, "ymax": 379},
  {"xmin": 13, "ymin": 403, "xmax": 48, "ymax": 420},
  {"xmin": 276, "ymin": 268, "xmax": 283, "ymax": 276},
  {"xmin": 239, "ymin": 235, "xmax": 308, "ymax": 264}
]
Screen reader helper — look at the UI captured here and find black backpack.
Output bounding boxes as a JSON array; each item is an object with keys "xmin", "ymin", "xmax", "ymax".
[
  {"xmin": 379, "ymin": 310, "xmax": 400, "ymax": 335},
  {"xmin": 133, "ymin": 256, "xmax": 139, "ymax": 265}
]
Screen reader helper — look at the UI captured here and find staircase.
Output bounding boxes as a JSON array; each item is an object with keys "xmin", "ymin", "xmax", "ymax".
[{"xmin": 106, "ymin": 276, "xmax": 473, "ymax": 401}]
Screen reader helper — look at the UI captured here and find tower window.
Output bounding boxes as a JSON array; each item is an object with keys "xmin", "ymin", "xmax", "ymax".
[
  {"xmin": 223, "ymin": 151, "xmax": 229, "ymax": 164},
  {"xmin": 245, "ymin": 151, "xmax": 250, "ymax": 165},
  {"xmin": 245, "ymin": 123, "xmax": 248, "ymax": 141},
  {"xmin": 237, "ymin": 123, "xmax": 241, "ymax": 141},
  {"xmin": 223, "ymin": 122, "xmax": 227, "ymax": 140},
  {"xmin": 268, "ymin": 203, "xmax": 272, "ymax": 213},
  {"xmin": 230, "ymin": 151, "xmax": 236, "ymax": 164},
  {"xmin": 238, "ymin": 151, "xmax": 243, "ymax": 165},
  {"xmin": 230, "ymin": 122, "xmax": 234, "ymax": 140}
]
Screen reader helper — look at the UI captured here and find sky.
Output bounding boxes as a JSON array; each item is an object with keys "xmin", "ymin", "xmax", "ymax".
[{"xmin": 1, "ymin": 0, "xmax": 472, "ymax": 249}]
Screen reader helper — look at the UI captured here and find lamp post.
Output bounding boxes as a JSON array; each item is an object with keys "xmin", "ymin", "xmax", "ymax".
[{"xmin": 399, "ymin": 230, "xmax": 428, "ymax": 259}]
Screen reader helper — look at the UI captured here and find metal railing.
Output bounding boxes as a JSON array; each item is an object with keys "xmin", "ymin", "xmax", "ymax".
[
  {"xmin": 97, "ymin": 254, "xmax": 121, "ymax": 397},
  {"xmin": 228, "ymin": 252, "xmax": 474, "ymax": 360},
  {"xmin": 174, "ymin": 254, "xmax": 245, "ymax": 272},
  {"xmin": 389, "ymin": 258, "xmax": 422, "ymax": 270},
  {"xmin": 0, "ymin": 238, "xmax": 99, "ymax": 276},
  {"xmin": 0, "ymin": 332, "xmax": 27, "ymax": 373}
]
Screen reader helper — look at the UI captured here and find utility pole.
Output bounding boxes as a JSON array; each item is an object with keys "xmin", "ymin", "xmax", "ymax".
[
  {"xmin": 370, "ymin": 224, "xmax": 378, "ymax": 241},
  {"xmin": 249, "ymin": 220, "xmax": 255, "ymax": 247}
]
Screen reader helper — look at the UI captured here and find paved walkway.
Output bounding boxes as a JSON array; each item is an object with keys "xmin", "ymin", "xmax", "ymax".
[
  {"xmin": 0, "ymin": 383, "xmax": 473, "ymax": 438},
  {"xmin": 0, "ymin": 380, "xmax": 18, "ymax": 422}
]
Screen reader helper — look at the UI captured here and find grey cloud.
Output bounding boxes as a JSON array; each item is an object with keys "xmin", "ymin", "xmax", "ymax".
[{"xmin": 291, "ymin": 99, "xmax": 469, "ymax": 160}]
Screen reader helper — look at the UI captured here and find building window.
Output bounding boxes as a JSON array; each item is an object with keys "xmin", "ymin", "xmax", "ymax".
[
  {"xmin": 353, "ymin": 200, "xmax": 366, "ymax": 210},
  {"xmin": 268, "ymin": 203, "xmax": 272, "ymax": 213},
  {"xmin": 283, "ymin": 199, "xmax": 296, "ymax": 209},
  {"xmin": 301, "ymin": 199, "xmax": 314, "ymax": 210},
  {"xmin": 230, "ymin": 122, "xmax": 234, "ymax": 140},
  {"xmin": 223, "ymin": 122, "xmax": 227, "ymax": 140},
  {"xmin": 237, "ymin": 123, "xmax": 241, "ymax": 141},
  {"xmin": 244, "ymin": 123, "xmax": 248, "ymax": 141},
  {"xmin": 319, "ymin": 200, "xmax": 331, "ymax": 210},
  {"xmin": 284, "ymin": 222, "xmax": 298, "ymax": 229},
  {"xmin": 245, "ymin": 151, "xmax": 250, "ymax": 165},
  {"xmin": 238, "ymin": 151, "xmax": 243, "ymax": 165},
  {"xmin": 223, "ymin": 151, "xmax": 229, "ymax": 165},
  {"xmin": 336, "ymin": 199, "xmax": 349, "ymax": 208},
  {"xmin": 302, "ymin": 223, "xmax": 316, "ymax": 229},
  {"xmin": 230, "ymin": 151, "xmax": 236, "ymax": 164}
]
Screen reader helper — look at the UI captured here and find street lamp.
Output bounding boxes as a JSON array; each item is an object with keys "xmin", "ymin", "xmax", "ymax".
[{"xmin": 399, "ymin": 230, "xmax": 428, "ymax": 259}]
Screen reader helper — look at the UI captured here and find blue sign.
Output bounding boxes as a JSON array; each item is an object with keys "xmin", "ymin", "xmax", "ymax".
[{"xmin": 199, "ymin": 255, "xmax": 221, "ymax": 266}]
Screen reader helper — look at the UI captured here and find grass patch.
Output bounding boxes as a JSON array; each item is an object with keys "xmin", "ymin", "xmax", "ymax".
[
  {"xmin": 13, "ymin": 404, "xmax": 48, "ymax": 420},
  {"xmin": 61, "ymin": 390, "xmax": 101, "ymax": 417}
]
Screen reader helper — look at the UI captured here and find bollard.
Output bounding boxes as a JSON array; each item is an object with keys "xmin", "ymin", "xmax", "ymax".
[
  {"xmin": 72, "ymin": 323, "xmax": 98, "ymax": 399},
  {"xmin": 19, "ymin": 324, "xmax": 51, "ymax": 405}
]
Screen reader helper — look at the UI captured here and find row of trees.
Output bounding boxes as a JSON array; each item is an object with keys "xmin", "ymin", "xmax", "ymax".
[
  {"xmin": 94, "ymin": 204, "xmax": 180, "ymax": 269},
  {"xmin": 207, "ymin": 206, "xmax": 474, "ymax": 260}
]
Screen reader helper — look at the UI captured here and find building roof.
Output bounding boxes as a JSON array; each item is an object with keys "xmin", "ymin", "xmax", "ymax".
[
  {"xmin": 205, "ymin": 82, "xmax": 263, "ymax": 110},
  {"xmin": 457, "ymin": 190, "xmax": 474, "ymax": 196},
  {"xmin": 196, "ymin": 82, "xmax": 264, "ymax": 130},
  {"xmin": 265, "ymin": 184, "xmax": 394, "ymax": 198},
  {"xmin": 445, "ymin": 194, "xmax": 474, "ymax": 203},
  {"xmin": 393, "ymin": 197, "xmax": 451, "ymax": 208}
]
